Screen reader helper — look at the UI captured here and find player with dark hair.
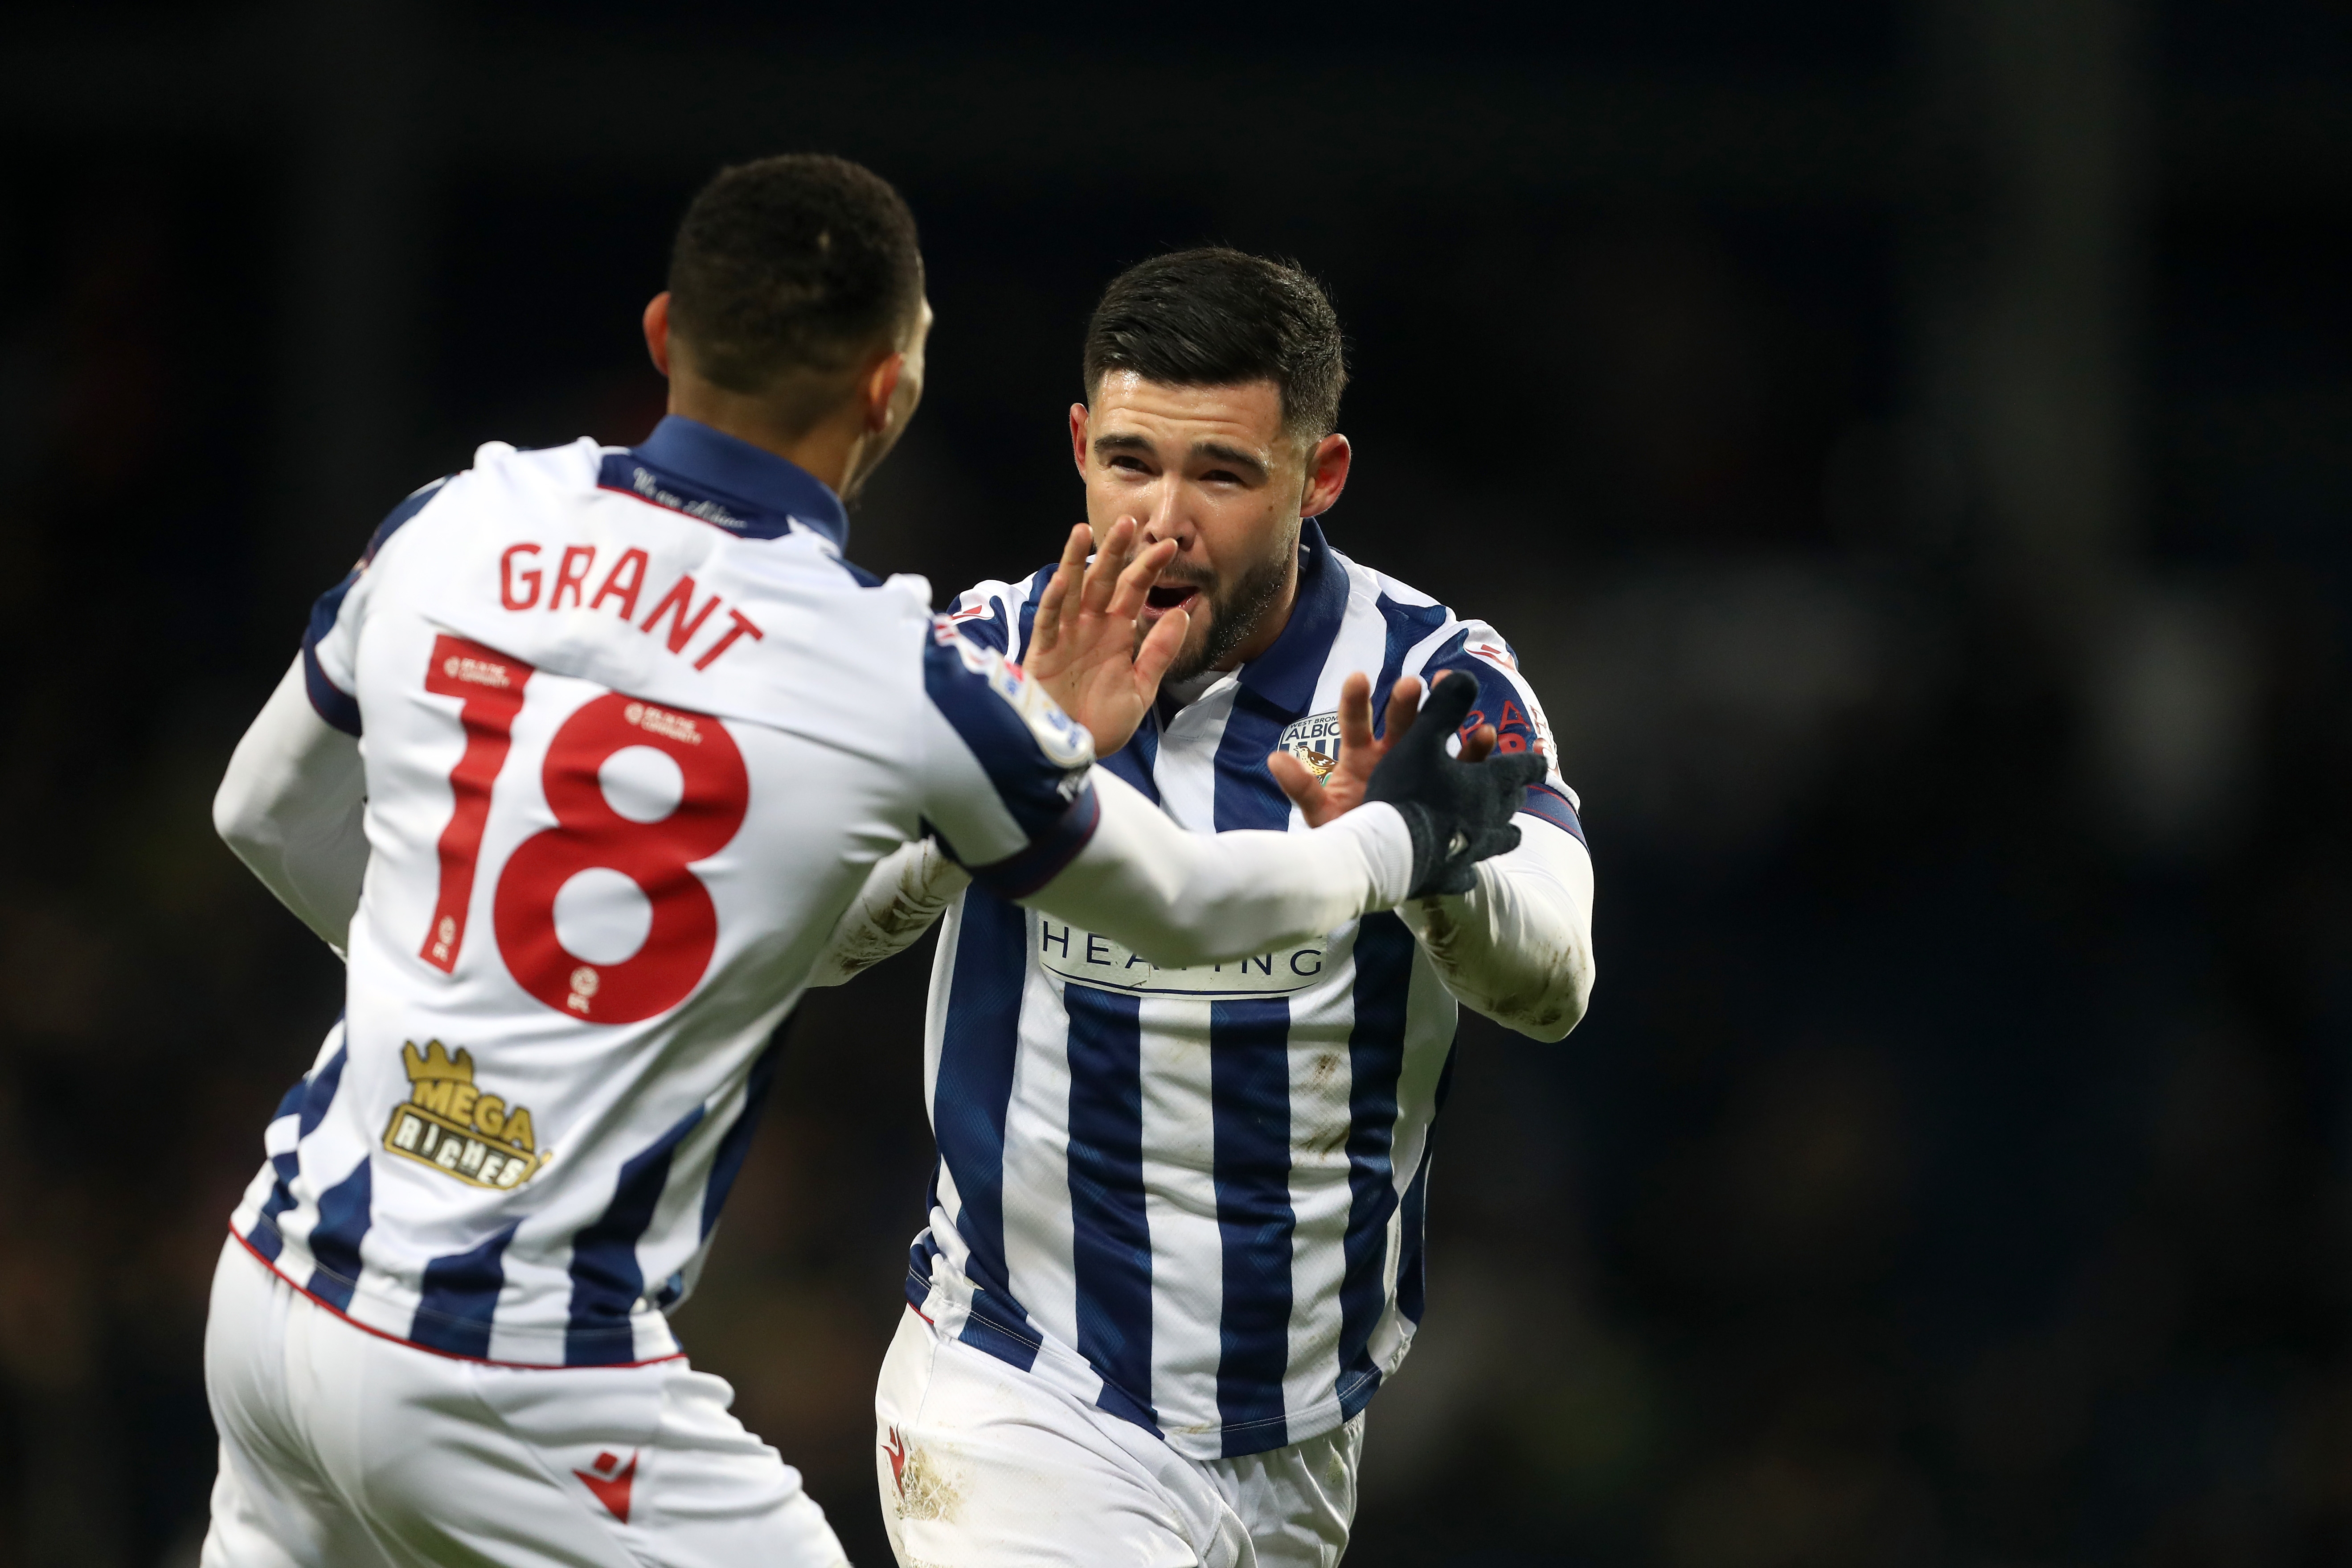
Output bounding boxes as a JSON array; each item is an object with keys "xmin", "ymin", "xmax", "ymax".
[
  {"xmin": 816, "ymin": 246, "xmax": 1598, "ymax": 1567},
  {"xmin": 204, "ymin": 168, "xmax": 1537, "ymax": 1567}
]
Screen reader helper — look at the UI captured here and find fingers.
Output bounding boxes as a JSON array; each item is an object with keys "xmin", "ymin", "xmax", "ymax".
[
  {"xmin": 1381, "ymin": 676, "xmax": 1422, "ymax": 746},
  {"xmin": 1033, "ymin": 523, "xmax": 1091, "ymax": 653},
  {"xmin": 1416, "ymin": 669, "xmax": 1480, "ymax": 737},
  {"xmin": 1105, "ymin": 536, "xmax": 1177, "ymax": 623},
  {"xmin": 1268, "ymin": 750, "xmax": 1338, "ymax": 827},
  {"xmin": 1336, "ymin": 672, "xmax": 1376, "ymax": 757},
  {"xmin": 1080, "ymin": 516, "xmax": 1137, "ymax": 617},
  {"xmin": 1460, "ymin": 723, "xmax": 1497, "ymax": 764},
  {"xmin": 1133, "ymin": 604, "xmax": 1188, "ymax": 692}
]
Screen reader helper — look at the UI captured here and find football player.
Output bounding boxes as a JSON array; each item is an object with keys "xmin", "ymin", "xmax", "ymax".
[
  {"xmin": 203, "ymin": 168, "xmax": 1538, "ymax": 1568},
  {"xmin": 817, "ymin": 249, "xmax": 1598, "ymax": 1568}
]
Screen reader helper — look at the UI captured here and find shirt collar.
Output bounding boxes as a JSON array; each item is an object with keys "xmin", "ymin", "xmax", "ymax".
[
  {"xmin": 1235, "ymin": 519, "xmax": 1350, "ymax": 716},
  {"xmin": 620, "ymin": 415, "xmax": 851, "ymax": 550}
]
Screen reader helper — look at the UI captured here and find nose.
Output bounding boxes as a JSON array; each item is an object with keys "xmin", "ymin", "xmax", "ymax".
[{"xmin": 1135, "ymin": 485, "xmax": 1192, "ymax": 554}]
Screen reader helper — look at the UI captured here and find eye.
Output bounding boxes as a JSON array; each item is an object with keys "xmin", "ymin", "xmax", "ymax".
[{"xmin": 1108, "ymin": 454, "xmax": 1150, "ymax": 474}]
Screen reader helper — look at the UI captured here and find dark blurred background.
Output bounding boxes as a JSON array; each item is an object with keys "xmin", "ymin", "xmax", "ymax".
[{"xmin": 6, "ymin": 0, "xmax": 2351, "ymax": 1562}]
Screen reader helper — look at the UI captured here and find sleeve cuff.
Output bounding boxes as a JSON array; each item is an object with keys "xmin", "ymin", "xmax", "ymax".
[
  {"xmin": 959, "ymin": 782, "xmax": 1102, "ymax": 901},
  {"xmin": 302, "ymin": 645, "xmax": 362, "ymax": 737}
]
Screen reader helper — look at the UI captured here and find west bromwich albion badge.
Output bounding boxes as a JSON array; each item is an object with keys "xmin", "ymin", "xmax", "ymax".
[{"xmin": 1276, "ymin": 711, "xmax": 1343, "ymax": 785}]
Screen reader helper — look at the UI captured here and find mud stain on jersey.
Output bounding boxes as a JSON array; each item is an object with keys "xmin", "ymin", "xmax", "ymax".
[{"xmin": 895, "ymin": 1445, "xmax": 963, "ymax": 1524}]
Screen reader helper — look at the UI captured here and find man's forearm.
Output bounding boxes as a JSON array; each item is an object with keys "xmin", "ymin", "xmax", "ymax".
[
  {"xmin": 213, "ymin": 657, "xmax": 369, "ymax": 953},
  {"xmin": 1397, "ymin": 815, "xmax": 1595, "ymax": 1042},
  {"xmin": 1025, "ymin": 769, "xmax": 1414, "ymax": 969}
]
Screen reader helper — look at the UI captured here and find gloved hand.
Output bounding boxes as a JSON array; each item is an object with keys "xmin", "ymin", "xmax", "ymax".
[{"xmin": 1364, "ymin": 671, "xmax": 1547, "ymax": 897}]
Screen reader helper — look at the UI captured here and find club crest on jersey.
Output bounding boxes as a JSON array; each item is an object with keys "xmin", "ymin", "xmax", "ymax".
[
  {"xmin": 382, "ymin": 1041, "xmax": 548, "ymax": 1190},
  {"xmin": 1277, "ymin": 712, "xmax": 1343, "ymax": 785}
]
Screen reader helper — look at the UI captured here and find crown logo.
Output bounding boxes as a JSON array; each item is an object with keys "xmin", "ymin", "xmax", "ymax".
[
  {"xmin": 384, "ymin": 1040, "xmax": 543, "ymax": 1191},
  {"xmin": 402, "ymin": 1040, "xmax": 476, "ymax": 1084}
]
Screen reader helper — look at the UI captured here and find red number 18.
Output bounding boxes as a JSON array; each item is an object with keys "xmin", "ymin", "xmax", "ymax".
[{"xmin": 418, "ymin": 635, "xmax": 748, "ymax": 1023}]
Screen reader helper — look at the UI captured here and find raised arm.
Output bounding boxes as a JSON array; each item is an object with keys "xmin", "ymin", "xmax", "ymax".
[
  {"xmin": 1022, "ymin": 770, "xmax": 1416, "ymax": 968},
  {"xmin": 213, "ymin": 655, "xmax": 370, "ymax": 954}
]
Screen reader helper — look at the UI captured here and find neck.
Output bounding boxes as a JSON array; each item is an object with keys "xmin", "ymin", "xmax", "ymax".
[{"xmin": 666, "ymin": 381, "xmax": 863, "ymax": 496}]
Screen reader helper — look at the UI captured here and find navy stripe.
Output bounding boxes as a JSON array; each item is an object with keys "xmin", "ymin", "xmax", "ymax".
[
  {"xmin": 298, "ymin": 479, "xmax": 447, "ymax": 737},
  {"xmin": 937, "ymin": 888, "xmax": 1041, "ymax": 1370},
  {"xmin": 246, "ymin": 1076, "xmax": 311, "ymax": 1263},
  {"xmin": 1210, "ymin": 997, "xmax": 1296, "ymax": 1452},
  {"xmin": 1213, "ymin": 688, "xmax": 1298, "ymax": 832},
  {"xmin": 301, "ymin": 599, "xmax": 362, "ymax": 735},
  {"xmin": 945, "ymin": 599, "xmax": 1012, "ymax": 655},
  {"xmin": 410, "ymin": 1223, "xmax": 519, "ymax": 1358},
  {"xmin": 1395, "ymin": 1044, "xmax": 1458, "ymax": 1327},
  {"xmin": 304, "ymin": 1158, "xmax": 373, "ymax": 1310},
  {"xmin": 1519, "ymin": 782, "xmax": 1587, "ymax": 845},
  {"xmin": 1012, "ymin": 564, "xmax": 1055, "ymax": 662},
  {"xmin": 299, "ymin": 1040, "xmax": 349, "ymax": 1137},
  {"xmin": 1064, "ymin": 985, "xmax": 1159, "ymax": 1433},
  {"xmin": 701, "ymin": 1024, "xmax": 789, "ymax": 1239},
  {"xmin": 1101, "ymin": 708, "xmax": 1162, "ymax": 804},
  {"xmin": 1335, "ymin": 913, "xmax": 1414, "ymax": 1416},
  {"xmin": 966, "ymin": 784, "xmax": 1101, "ymax": 900},
  {"xmin": 249, "ymin": 1041, "xmax": 349, "ymax": 1261},
  {"xmin": 922, "ymin": 635, "xmax": 1091, "ymax": 840},
  {"xmin": 1371, "ymin": 596, "xmax": 1450, "ymax": 738},
  {"xmin": 565, "ymin": 1102, "xmax": 707, "ymax": 1365}
]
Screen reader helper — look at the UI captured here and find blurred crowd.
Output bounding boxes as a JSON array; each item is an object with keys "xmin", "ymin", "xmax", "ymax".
[{"xmin": 8, "ymin": 3, "xmax": 2352, "ymax": 1564}]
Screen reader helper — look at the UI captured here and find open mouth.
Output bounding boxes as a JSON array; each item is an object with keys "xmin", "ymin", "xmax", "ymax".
[{"xmin": 1146, "ymin": 585, "xmax": 1201, "ymax": 612}]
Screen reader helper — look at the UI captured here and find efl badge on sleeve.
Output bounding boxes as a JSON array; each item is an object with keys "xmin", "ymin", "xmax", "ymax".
[{"xmin": 1276, "ymin": 712, "xmax": 1343, "ymax": 785}]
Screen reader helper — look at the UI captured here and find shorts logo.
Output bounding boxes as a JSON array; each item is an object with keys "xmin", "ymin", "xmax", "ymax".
[
  {"xmin": 382, "ymin": 1041, "xmax": 548, "ymax": 1190},
  {"xmin": 573, "ymin": 1449, "xmax": 637, "ymax": 1523},
  {"xmin": 1277, "ymin": 711, "xmax": 1343, "ymax": 784}
]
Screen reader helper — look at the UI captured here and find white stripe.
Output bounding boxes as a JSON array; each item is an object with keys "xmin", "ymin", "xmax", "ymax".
[
  {"xmin": 999, "ymin": 937, "xmax": 1079, "ymax": 1348},
  {"xmin": 1135, "ymin": 993, "xmax": 1225, "ymax": 1442}
]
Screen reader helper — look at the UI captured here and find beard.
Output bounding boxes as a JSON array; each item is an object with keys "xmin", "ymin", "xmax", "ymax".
[{"xmin": 1160, "ymin": 545, "xmax": 1295, "ymax": 685}]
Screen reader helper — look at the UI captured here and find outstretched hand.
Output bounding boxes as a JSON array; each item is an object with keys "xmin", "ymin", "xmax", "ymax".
[
  {"xmin": 1270, "ymin": 671, "xmax": 1498, "ymax": 828},
  {"xmin": 1024, "ymin": 518, "xmax": 1188, "ymax": 757}
]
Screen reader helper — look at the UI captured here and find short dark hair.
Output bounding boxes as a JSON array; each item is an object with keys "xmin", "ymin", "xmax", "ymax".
[
  {"xmin": 666, "ymin": 154, "xmax": 922, "ymax": 404},
  {"xmin": 1082, "ymin": 248, "xmax": 1347, "ymax": 444}
]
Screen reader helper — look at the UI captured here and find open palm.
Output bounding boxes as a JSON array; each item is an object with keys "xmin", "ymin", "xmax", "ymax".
[{"xmin": 1024, "ymin": 518, "xmax": 1188, "ymax": 757}]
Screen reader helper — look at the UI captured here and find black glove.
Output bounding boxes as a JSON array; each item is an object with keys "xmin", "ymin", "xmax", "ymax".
[{"xmin": 1364, "ymin": 671, "xmax": 1548, "ymax": 898}]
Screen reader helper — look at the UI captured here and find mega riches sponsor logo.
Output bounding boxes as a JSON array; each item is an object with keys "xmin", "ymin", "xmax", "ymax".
[
  {"xmin": 382, "ymin": 1041, "xmax": 548, "ymax": 1190},
  {"xmin": 1038, "ymin": 917, "xmax": 1327, "ymax": 999},
  {"xmin": 1277, "ymin": 711, "xmax": 1342, "ymax": 784}
]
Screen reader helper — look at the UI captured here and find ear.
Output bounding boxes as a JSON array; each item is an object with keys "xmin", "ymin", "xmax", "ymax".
[
  {"xmin": 642, "ymin": 292, "xmax": 673, "ymax": 377},
  {"xmin": 1300, "ymin": 433, "xmax": 1352, "ymax": 518},
  {"xmin": 1069, "ymin": 403, "xmax": 1090, "ymax": 476},
  {"xmin": 861, "ymin": 350, "xmax": 906, "ymax": 430}
]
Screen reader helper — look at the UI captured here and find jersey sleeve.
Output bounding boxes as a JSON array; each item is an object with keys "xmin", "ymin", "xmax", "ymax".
[
  {"xmin": 914, "ymin": 616, "xmax": 1103, "ymax": 898},
  {"xmin": 1412, "ymin": 621, "xmax": 1585, "ymax": 844},
  {"xmin": 299, "ymin": 475, "xmax": 451, "ymax": 736},
  {"xmin": 935, "ymin": 564, "xmax": 1057, "ymax": 662}
]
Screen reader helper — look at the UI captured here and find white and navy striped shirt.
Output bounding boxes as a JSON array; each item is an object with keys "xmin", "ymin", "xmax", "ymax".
[
  {"xmin": 907, "ymin": 521, "xmax": 1584, "ymax": 1460},
  {"xmin": 230, "ymin": 418, "xmax": 1101, "ymax": 1366}
]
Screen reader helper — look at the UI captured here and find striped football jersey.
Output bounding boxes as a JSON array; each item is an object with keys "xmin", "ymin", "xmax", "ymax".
[
  {"xmin": 231, "ymin": 417, "xmax": 1100, "ymax": 1366},
  {"xmin": 907, "ymin": 519, "xmax": 1584, "ymax": 1460}
]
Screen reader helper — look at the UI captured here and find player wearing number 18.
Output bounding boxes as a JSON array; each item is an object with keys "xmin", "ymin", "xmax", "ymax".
[{"xmin": 201, "ymin": 156, "xmax": 1542, "ymax": 1568}]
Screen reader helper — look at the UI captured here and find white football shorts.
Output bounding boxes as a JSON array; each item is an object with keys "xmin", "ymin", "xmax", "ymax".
[
  {"xmin": 201, "ymin": 1237, "xmax": 849, "ymax": 1568},
  {"xmin": 873, "ymin": 1306, "xmax": 1362, "ymax": 1568}
]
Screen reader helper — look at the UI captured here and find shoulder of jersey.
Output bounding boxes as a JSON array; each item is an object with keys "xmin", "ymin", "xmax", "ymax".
[{"xmin": 930, "ymin": 612, "xmax": 1094, "ymax": 770}]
